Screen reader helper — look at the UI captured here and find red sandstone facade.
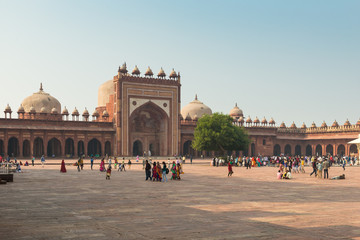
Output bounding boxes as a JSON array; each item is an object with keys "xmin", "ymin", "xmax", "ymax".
[{"xmin": 1, "ymin": 64, "xmax": 359, "ymax": 158}]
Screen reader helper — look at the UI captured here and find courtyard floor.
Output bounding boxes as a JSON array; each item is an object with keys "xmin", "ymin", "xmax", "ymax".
[{"xmin": 1, "ymin": 160, "xmax": 360, "ymax": 239}]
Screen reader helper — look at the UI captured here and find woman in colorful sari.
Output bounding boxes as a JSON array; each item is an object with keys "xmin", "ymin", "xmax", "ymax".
[
  {"xmin": 171, "ymin": 161, "xmax": 177, "ymax": 180},
  {"xmin": 156, "ymin": 162, "xmax": 162, "ymax": 181},
  {"xmin": 100, "ymin": 158, "xmax": 105, "ymax": 172},
  {"xmin": 176, "ymin": 163, "xmax": 181, "ymax": 180},
  {"xmin": 60, "ymin": 159, "xmax": 67, "ymax": 173},
  {"xmin": 152, "ymin": 162, "xmax": 157, "ymax": 181}
]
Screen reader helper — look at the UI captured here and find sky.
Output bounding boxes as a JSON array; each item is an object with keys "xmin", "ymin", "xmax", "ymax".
[{"xmin": 0, "ymin": 0, "xmax": 359, "ymax": 127}]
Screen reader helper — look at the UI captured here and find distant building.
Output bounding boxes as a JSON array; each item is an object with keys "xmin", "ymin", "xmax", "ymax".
[{"xmin": 1, "ymin": 64, "xmax": 359, "ymax": 158}]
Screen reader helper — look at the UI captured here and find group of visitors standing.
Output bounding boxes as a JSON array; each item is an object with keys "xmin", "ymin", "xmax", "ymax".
[{"xmin": 145, "ymin": 160, "xmax": 183, "ymax": 182}]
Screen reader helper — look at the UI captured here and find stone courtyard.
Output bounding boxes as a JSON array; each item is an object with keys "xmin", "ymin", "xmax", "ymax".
[{"xmin": 1, "ymin": 160, "xmax": 360, "ymax": 239}]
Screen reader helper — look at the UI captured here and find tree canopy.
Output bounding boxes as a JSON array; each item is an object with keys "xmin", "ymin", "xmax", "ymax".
[{"xmin": 192, "ymin": 113, "xmax": 249, "ymax": 154}]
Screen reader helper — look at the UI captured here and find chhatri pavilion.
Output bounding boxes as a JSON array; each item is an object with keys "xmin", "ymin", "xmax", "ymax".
[{"xmin": 1, "ymin": 63, "xmax": 359, "ymax": 158}]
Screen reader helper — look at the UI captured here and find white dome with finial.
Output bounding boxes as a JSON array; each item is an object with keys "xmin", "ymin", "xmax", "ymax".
[
  {"xmin": 229, "ymin": 103, "xmax": 243, "ymax": 118},
  {"xmin": 21, "ymin": 83, "xmax": 61, "ymax": 114},
  {"xmin": 181, "ymin": 94, "xmax": 212, "ymax": 119}
]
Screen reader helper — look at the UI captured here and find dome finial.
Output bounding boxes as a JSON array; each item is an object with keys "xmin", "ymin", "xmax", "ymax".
[
  {"xmin": 195, "ymin": 94, "xmax": 198, "ymax": 100},
  {"xmin": 40, "ymin": 83, "xmax": 43, "ymax": 91}
]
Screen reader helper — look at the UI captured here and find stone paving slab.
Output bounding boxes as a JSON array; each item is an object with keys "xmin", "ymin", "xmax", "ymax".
[{"xmin": 0, "ymin": 162, "xmax": 359, "ymax": 239}]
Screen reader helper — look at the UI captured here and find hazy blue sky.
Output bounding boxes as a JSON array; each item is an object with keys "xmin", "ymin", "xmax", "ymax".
[{"xmin": 0, "ymin": 0, "xmax": 359, "ymax": 127}]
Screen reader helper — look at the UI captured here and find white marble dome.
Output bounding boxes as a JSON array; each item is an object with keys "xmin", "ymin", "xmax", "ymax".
[
  {"xmin": 181, "ymin": 95, "xmax": 212, "ymax": 119},
  {"xmin": 21, "ymin": 84, "xmax": 61, "ymax": 114}
]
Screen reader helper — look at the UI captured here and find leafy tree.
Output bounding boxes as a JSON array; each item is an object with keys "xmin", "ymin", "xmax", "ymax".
[{"xmin": 192, "ymin": 113, "xmax": 249, "ymax": 155}]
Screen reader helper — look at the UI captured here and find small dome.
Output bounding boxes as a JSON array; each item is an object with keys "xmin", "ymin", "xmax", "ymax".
[
  {"xmin": 332, "ymin": 120, "xmax": 339, "ymax": 128},
  {"xmin": 269, "ymin": 117, "xmax": 275, "ymax": 125},
  {"xmin": 51, "ymin": 107, "xmax": 58, "ymax": 114},
  {"xmin": 229, "ymin": 103, "xmax": 243, "ymax": 118},
  {"xmin": 72, "ymin": 107, "xmax": 79, "ymax": 116},
  {"xmin": 181, "ymin": 95, "xmax": 212, "ymax": 120},
  {"xmin": 185, "ymin": 113, "xmax": 192, "ymax": 121},
  {"xmin": 356, "ymin": 119, "xmax": 360, "ymax": 126},
  {"xmin": 192, "ymin": 114, "xmax": 198, "ymax": 121},
  {"xmin": 344, "ymin": 119, "xmax": 351, "ymax": 126},
  {"xmin": 103, "ymin": 110, "xmax": 109, "ymax": 117},
  {"xmin": 253, "ymin": 116, "xmax": 260, "ymax": 124},
  {"xmin": 4, "ymin": 104, "xmax": 11, "ymax": 113},
  {"xmin": 40, "ymin": 107, "xmax": 46, "ymax": 113},
  {"xmin": 118, "ymin": 62, "xmax": 128, "ymax": 74},
  {"xmin": 62, "ymin": 106, "xmax": 69, "ymax": 115},
  {"xmin": 290, "ymin": 122, "xmax": 297, "ymax": 129},
  {"xmin": 311, "ymin": 122, "xmax": 317, "ymax": 128},
  {"xmin": 17, "ymin": 104, "xmax": 25, "ymax": 113},
  {"xmin": 92, "ymin": 109, "xmax": 99, "ymax": 117},
  {"xmin": 132, "ymin": 65, "xmax": 140, "ymax": 75},
  {"xmin": 82, "ymin": 108, "xmax": 89, "ymax": 116},
  {"xmin": 169, "ymin": 68, "xmax": 177, "ymax": 79},
  {"xmin": 301, "ymin": 122, "xmax": 307, "ymax": 129},
  {"xmin": 180, "ymin": 114, "xmax": 183, "ymax": 120},
  {"xmin": 261, "ymin": 117, "xmax": 267, "ymax": 124},
  {"xmin": 279, "ymin": 122, "xmax": 286, "ymax": 128},
  {"xmin": 238, "ymin": 116, "xmax": 244, "ymax": 123},
  {"xmin": 21, "ymin": 83, "xmax": 61, "ymax": 114},
  {"xmin": 246, "ymin": 116, "xmax": 252, "ymax": 124},
  {"xmin": 157, "ymin": 67, "xmax": 166, "ymax": 78},
  {"xmin": 145, "ymin": 66, "xmax": 153, "ymax": 76},
  {"xmin": 29, "ymin": 105, "xmax": 36, "ymax": 114},
  {"xmin": 321, "ymin": 121, "xmax": 327, "ymax": 128}
]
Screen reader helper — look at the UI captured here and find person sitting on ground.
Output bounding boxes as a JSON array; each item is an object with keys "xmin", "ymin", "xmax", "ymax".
[
  {"xmin": 277, "ymin": 170, "xmax": 282, "ymax": 180},
  {"xmin": 331, "ymin": 174, "xmax": 345, "ymax": 180},
  {"xmin": 282, "ymin": 169, "xmax": 292, "ymax": 179}
]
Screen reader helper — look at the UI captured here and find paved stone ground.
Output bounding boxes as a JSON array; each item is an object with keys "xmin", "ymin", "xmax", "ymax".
[{"xmin": 1, "ymin": 160, "xmax": 360, "ymax": 240}]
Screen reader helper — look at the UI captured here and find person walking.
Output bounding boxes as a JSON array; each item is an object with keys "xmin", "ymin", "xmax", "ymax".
[
  {"xmin": 228, "ymin": 161, "xmax": 233, "ymax": 177},
  {"xmin": 162, "ymin": 161, "xmax": 168, "ymax": 182},
  {"xmin": 90, "ymin": 157, "xmax": 94, "ymax": 170},
  {"xmin": 40, "ymin": 155, "xmax": 45, "ymax": 168},
  {"xmin": 145, "ymin": 160, "xmax": 152, "ymax": 181},
  {"xmin": 60, "ymin": 159, "xmax": 67, "ymax": 173},
  {"xmin": 317, "ymin": 160, "xmax": 323, "ymax": 179},
  {"xmin": 323, "ymin": 158, "xmax": 330, "ymax": 179},
  {"xmin": 310, "ymin": 159, "xmax": 317, "ymax": 177},
  {"xmin": 31, "ymin": 156, "xmax": 35, "ymax": 166}
]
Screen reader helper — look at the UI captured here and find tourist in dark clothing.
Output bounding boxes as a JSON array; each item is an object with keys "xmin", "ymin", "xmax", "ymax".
[{"xmin": 145, "ymin": 160, "xmax": 152, "ymax": 181}]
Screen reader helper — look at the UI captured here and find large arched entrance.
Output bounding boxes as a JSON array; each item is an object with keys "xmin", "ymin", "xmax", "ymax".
[
  {"xmin": 65, "ymin": 138, "xmax": 74, "ymax": 157},
  {"xmin": 23, "ymin": 140, "xmax": 30, "ymax": 157},
  {"xmin": 337, "ymin": 144, "xmax": 345, "ymax": 156},
  {"xmin": 183, "ymin": 140, "xmax": 194, "ymax": 156},
  {"xmin": 315, "ymin": 144, "xmax": 322, "ymax": 156},
  {"xmin": 350, "ymin": 144, "xmax": 358, "ymax": 155},
  {"xmin": 8, "ymin": 137, "xmax": 19, "ymax": 157},
  {"xmin": 47, "ymin": 138, "xmax": 61, "ymax": 157},
  {"xmin": 129, "ymin": 102, "xmax": 169, "ymax": 156},
  {"xmin": 273, "ymin": 144, "xmax": 281, "ymax": 156},
  {"xmin": 284, "ymin": 144, "xmax": 291, "ymax": 156},
  {"xmin": 33, "ymin": 137, "xmax": 44, "ymax": 157},
  {"xmin": 326, "ymin": 144, "xmax": 333, "ymax": 155},
  {"xmin": 78, "ymin": 141, "xmax": 84, "ymax": 157},
  {"xmin": 105, "ymin": 141, "xmax": 112, "ymax": 156},
  {"xmin": 295, "ymin": 145, "xmax": 301, "ymax": 156},
  {"xmin": 132, "ymin": 140, "xmax": 143, "ymax": 156},
  {"xmin": 306, "ymin": 145, "xmax": 312, "ymax": 156},
  {"xmin": 88, "ymin": 138, "xmax": 101, "ymax": 157}
]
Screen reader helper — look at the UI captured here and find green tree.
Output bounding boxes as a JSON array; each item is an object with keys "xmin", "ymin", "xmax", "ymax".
[{"xmin": 192, "ymin": 113, "xmax": 249, "ymax": 155}]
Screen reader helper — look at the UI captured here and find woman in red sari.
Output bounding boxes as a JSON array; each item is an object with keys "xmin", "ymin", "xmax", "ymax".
[
  {"xmin": 228, "ymin": 161, "xmax": 233, "ymax": 177},
  {"xmin": 152, "ymin": 162, "xmax": 158, "ymax": 181},
  {"xmin": 60, "ymin": 159, "xmax": 67, "ymax": 173}
]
